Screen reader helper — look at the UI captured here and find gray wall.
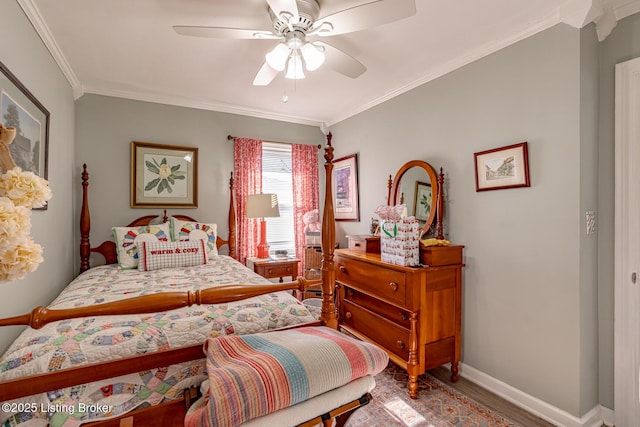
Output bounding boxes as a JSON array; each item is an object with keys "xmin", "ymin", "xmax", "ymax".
[
  {"xmin": 596, "ymin": 11, "xmax": 640, "ymax": 411},
  {"xmin": 0, "ymin": 0, "xmax": 76, "ymax": 351},
  {"xmin": 331, "ymin": 23, "xmax": 592, "ymax": 416},
  {"xmin": 74, "ymin": 94, "xmax": 325, "ymax": 264}
]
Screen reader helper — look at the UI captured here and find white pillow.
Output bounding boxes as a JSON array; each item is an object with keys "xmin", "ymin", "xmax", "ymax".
[
  {"xmin": 170, "ymin": 218, "xmax": 218, "ymax": 259},
  {"xmin": 112, "ymin": 223, "xmax": 171, "ymax": 269},
  {"xmin": 138, "ymin": 239, "xmax": 208, "ymax": 271}
]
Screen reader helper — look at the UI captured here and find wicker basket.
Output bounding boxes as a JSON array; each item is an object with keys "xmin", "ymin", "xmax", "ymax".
[
  {"xmin": 304, "ymin": 246, "xmax": 322, "ymax": 269},
  {"xmin": 304, "ymin": 268, "xmax": 322, "ymax": 281}
]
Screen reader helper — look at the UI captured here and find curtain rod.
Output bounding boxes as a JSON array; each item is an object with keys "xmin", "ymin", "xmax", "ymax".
[{"xmin": 227, "ymin": 134, "xmax": 321, "ymax": 149}]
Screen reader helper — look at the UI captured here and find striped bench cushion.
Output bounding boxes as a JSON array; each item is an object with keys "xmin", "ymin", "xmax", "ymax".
[{"xmin": 184, "ymin": 326, "xmax": 389, "ymax": 427}]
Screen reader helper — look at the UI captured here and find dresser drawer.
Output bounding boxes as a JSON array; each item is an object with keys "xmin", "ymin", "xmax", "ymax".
[
  {"xmin": 343, "ymin": 287, "xmax": 411, "ymax": 329},
  {"xmin": 264, "ymin": 265, "xmax": 294, "ymax": 276},
  {"xmin": 342, "ymin": 299, "xmax": 410, "ymax": 361},
  {"xmin": 336, "ymin": 257, "xmax": 406, "ymax": 306}
]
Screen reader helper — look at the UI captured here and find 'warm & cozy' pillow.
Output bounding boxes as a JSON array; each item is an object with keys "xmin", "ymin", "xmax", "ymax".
[{"xmin": 138, "ymin": 239, "xmax": 208, "ymax": 271}]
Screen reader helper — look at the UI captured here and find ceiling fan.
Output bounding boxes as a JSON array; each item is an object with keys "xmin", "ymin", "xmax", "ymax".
[{"xmin": 173, "ymin": 0, "xmax": 417, "ymax": 86}]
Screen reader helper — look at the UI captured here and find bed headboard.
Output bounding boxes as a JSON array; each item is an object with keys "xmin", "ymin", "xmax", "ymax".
[{"xmin": 79, "ymin": 164, "xmax": 237, "ymax": 273}]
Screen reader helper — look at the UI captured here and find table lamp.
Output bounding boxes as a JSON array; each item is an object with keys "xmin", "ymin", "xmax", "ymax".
[{"xmin": 246, "ymin": 193, "xmax": 280, "ymax": 258}]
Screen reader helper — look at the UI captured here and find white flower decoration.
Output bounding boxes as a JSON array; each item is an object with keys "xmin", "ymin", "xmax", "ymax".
[
  {"xmin": 0, "ymin": 197, "xmax": 31, "ymax": 251},
  {"xmin": 0, "ymin": 167, "xmax": 52, "ymax": 209},
  {"xmin": 0, "ymin": 237, "xmax": 43, "ymax": 282}
]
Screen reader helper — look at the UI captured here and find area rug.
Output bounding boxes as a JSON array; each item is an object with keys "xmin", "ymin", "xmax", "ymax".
[{"xmin": 346, "ymin": 363, "xmax": 523, "ymax": 427}]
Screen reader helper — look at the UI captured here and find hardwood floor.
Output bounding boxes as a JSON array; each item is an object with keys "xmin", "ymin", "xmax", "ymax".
[{"xmin": 428, "ymin": 366, "xmax": 557, "ymax": 426}]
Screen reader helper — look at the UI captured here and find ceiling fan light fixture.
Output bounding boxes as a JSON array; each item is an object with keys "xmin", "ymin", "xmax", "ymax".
[
  {"xmin": 265, "ymin": 43, "xmax": 290, "ymax": 71},
  {"xmin": 301, "ymin": 42, "xmax": 325, "ymax": 71},
  {"xmin": 285, "ymin": 52, "xmax": 305, "ymax": 79}
]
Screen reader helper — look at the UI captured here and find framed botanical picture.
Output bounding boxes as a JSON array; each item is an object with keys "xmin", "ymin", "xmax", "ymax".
[
  {"xmin": 413, "ymin": 181, "xmax": 432, "ymax": 221},
  {"xmin": 333, "ymin": 153, "xmax": 360, "ymax": 221},
  {"xmin": 131, "ymin": 141, "xmax": 198, "ymax": 208},
  {"xmin": 474, "ymin": 142, "xmax": 530, "ymax": 191},
  {"xmin": 0, "ymin": 61, "xmax": 50, "ymax": 209}
]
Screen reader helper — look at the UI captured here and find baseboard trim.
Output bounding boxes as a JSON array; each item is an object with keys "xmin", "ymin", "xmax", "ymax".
[
  {"xmin": 600, "ymin": 406, "xmax": 614, "ymax": 427},
  {"xmin": 459, "ymin": 363, "xmax": 613, "ymax": 427}
]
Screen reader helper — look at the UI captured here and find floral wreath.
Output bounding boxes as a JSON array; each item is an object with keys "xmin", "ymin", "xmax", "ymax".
[{"xmin": 0, "ymin": 167, "xmax": 52, "ymax": 283}]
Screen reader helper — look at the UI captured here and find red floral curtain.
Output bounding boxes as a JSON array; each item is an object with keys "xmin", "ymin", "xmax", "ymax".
[
  {"xmin": 292, "ymin": 144, "xmax": 319, "ymax": 271},
  {"xmin": 234, "ymin": 138, "xmax": 263, "ymax": 265}
]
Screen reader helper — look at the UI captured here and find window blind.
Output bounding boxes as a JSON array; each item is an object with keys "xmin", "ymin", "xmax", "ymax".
[{"xmin": 262, "ymin": 142, "xmax": 295, "ymax": 257}]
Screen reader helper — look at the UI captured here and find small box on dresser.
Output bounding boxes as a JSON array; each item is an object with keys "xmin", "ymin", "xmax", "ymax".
[
  {"xmin": 420, "ymin": 245, "xmax": 463, "ymax": 266},
  {"xmin": 346, "ymin": 235, "xmax": 380, "ymax": 254}
]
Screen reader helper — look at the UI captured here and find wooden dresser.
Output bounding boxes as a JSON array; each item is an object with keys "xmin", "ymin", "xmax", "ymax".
[{"xmin": 335, "ymin": 246, "xmax": 464, "ymax": 398}]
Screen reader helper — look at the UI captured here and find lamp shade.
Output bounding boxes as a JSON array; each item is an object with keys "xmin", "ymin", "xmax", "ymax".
[
  {"xmin": 246, "ymin": 193, "xmax": 280, "ymax": 218},
  {"xmin": 285, "ymin": 52, "xmax": 305, "ymax": 80},
  {"xmin": 265, "ymin": 43, "xmax": 289, "ymax": 71},
  {"xmin": 301, "ymin": 42, "xmax": 325, "ymax": 71}
]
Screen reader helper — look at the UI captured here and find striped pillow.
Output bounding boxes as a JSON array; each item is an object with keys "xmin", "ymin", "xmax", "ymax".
[{"xmin": 138, "ymin": 239, "xmax": 208, "ymax": 271}]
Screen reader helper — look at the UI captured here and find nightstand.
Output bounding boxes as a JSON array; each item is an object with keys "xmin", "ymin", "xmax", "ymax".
[{"xmin": 247, "ymin": 258, "xmax": 300, "ymax": 283}]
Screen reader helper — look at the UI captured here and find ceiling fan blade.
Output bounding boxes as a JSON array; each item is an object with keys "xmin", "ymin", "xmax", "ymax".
[
  {"xmin": 265, "ymin": 0, "xmax": 299, "ymax": 18},
  {"xmin": 314, "ymin": 0, "xmax": 416, "ymax": 36},
  {"xmin": 173, "ymin": 26, "xmax": 280, "ymax": 40},
  {"xmin": 253, "ymin": 62, "xmax": 280, "ymax": 86},
  {"xmin": 315, "ymin": 42, "xmax": 366, "ymax": 79}
]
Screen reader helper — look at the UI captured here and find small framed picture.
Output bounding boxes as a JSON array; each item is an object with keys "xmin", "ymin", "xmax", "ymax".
[
  {"xmin": 474, "ymin": 142, "xmax": 530, "ymax": 191},
  {"xmin": 333, "ymin": 153, "xmax": 360, "ymax": 221},
  {"xmin": 131, "ymin": 141, "xmax": 198, "ymax": 208},
  {"xmin": 413, "ymin": 181, "xmax": 432, "ymax": 221}
]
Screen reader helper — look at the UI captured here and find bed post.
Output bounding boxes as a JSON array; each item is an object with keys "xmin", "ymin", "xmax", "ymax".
[
  {"xmin": 228, "ymin": 171, "xmax": 237, "ymax": 259},
  {"xmin": 80, "ymin": 164, "xmax": 91, "ymax": 273},
  {"xmin": 320, "ymin": 133, "xmax": 338, "ymax": 329}
]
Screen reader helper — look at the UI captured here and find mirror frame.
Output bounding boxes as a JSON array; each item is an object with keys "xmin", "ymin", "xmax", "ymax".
[{"xmin": 387, "ymin": 160, "xmax": 444, "ymax": 239}]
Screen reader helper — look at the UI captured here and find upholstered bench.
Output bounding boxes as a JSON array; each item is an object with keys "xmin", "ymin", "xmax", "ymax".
[{"xmin": 184, "ymin": 326, "xmax": 389, "ymax": 427}]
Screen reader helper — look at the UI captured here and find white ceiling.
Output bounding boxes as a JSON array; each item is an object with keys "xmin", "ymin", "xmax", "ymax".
[{"xmin": 20, "ymin": 0, "xmax": 640, "ymax": 128}]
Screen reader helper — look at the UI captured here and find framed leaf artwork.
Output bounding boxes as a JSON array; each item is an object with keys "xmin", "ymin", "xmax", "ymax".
[{"xmin": 131, "ymin": 141, "xmax": 198, "ymax": 208}]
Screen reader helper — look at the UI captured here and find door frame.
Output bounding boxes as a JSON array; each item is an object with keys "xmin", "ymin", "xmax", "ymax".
[{"xmin": 614, "ymin": 56, "xmax": 640, "ymax": 426}]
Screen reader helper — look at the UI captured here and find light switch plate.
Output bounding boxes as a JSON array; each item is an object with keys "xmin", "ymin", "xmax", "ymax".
[{"xmin": 586, "ymin": 211, "xmax": 596, "ymax": 234}]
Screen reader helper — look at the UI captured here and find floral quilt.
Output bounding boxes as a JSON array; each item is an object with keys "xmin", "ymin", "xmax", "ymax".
[{"xmin": 0, "ymin": 256, "xmax": 316, "ymax": 426}]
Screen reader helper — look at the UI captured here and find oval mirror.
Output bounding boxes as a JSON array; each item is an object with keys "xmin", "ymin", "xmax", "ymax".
[{"xmin": 387, "ymin": 160, "xmax": 440, "ymax": 238}]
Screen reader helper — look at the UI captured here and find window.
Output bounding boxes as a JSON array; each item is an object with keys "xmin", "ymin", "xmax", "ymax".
[{"xmin": 262, "ymin": 142, "xmax": 295, "ymax": 256}]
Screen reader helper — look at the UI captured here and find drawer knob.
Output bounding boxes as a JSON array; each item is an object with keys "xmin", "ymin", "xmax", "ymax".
[
  {"xmin": 389, "ymin": 282, "xmax": 399, "ymax": 291},
  {"xmin": 345, "ymin": 311, "xmax": 353, "ymax": 319},
  {"xmin": 399, "ymin": 312, "xmax": 408, "ymax": 321},
  {"xmin": 339, "ymin": 265, "xmax": 347, "ymax": 273},
  {"xmin": 396, "ymin": 340, "xmax": 405, "ymax": 350}
]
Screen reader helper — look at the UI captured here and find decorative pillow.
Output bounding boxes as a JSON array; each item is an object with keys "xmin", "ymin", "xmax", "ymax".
[
  {"xmin": 171, "ymin": 217, "xmax": 218, "ymax": 259},
  {"xmin": 138, "ymin": 239, "xmax": 208, "ymax": 271},
  {"xmin": 112, "ymin": 223, "xmax": 171, "ymax": 269}
]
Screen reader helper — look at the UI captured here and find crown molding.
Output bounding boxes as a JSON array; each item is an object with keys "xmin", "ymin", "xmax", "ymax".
[
  {"xmin": 17, "ymin": 0, "xmax": 82, "ymax": 95},
  {"xmin": 81, "ymin": 86, "xmax": 325, "ymax": 128},
  {"xmin": 559, "ymin": 0, "xmax": 640, "ymax": 41}
]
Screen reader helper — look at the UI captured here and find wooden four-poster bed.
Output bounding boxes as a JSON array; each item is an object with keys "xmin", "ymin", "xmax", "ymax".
[{"xmin": 0, "ymin": 134, "xmax": 389, "ymax": 426}]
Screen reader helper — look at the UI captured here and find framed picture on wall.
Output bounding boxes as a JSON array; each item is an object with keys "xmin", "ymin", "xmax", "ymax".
[
  {"xmin": 131, "ymin": 141, "xmax": 198, "ymax": 208},
  {"xmin": 332, "ymin": 153, "xmax": 360, "ymax": 221},
  {"xmin": 0, "ymin": 61, "xmax": 50, "ymax": 209},
  {"xmin": 474, "ymin": 142, "xmax": 530, "ymax": 191}
]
